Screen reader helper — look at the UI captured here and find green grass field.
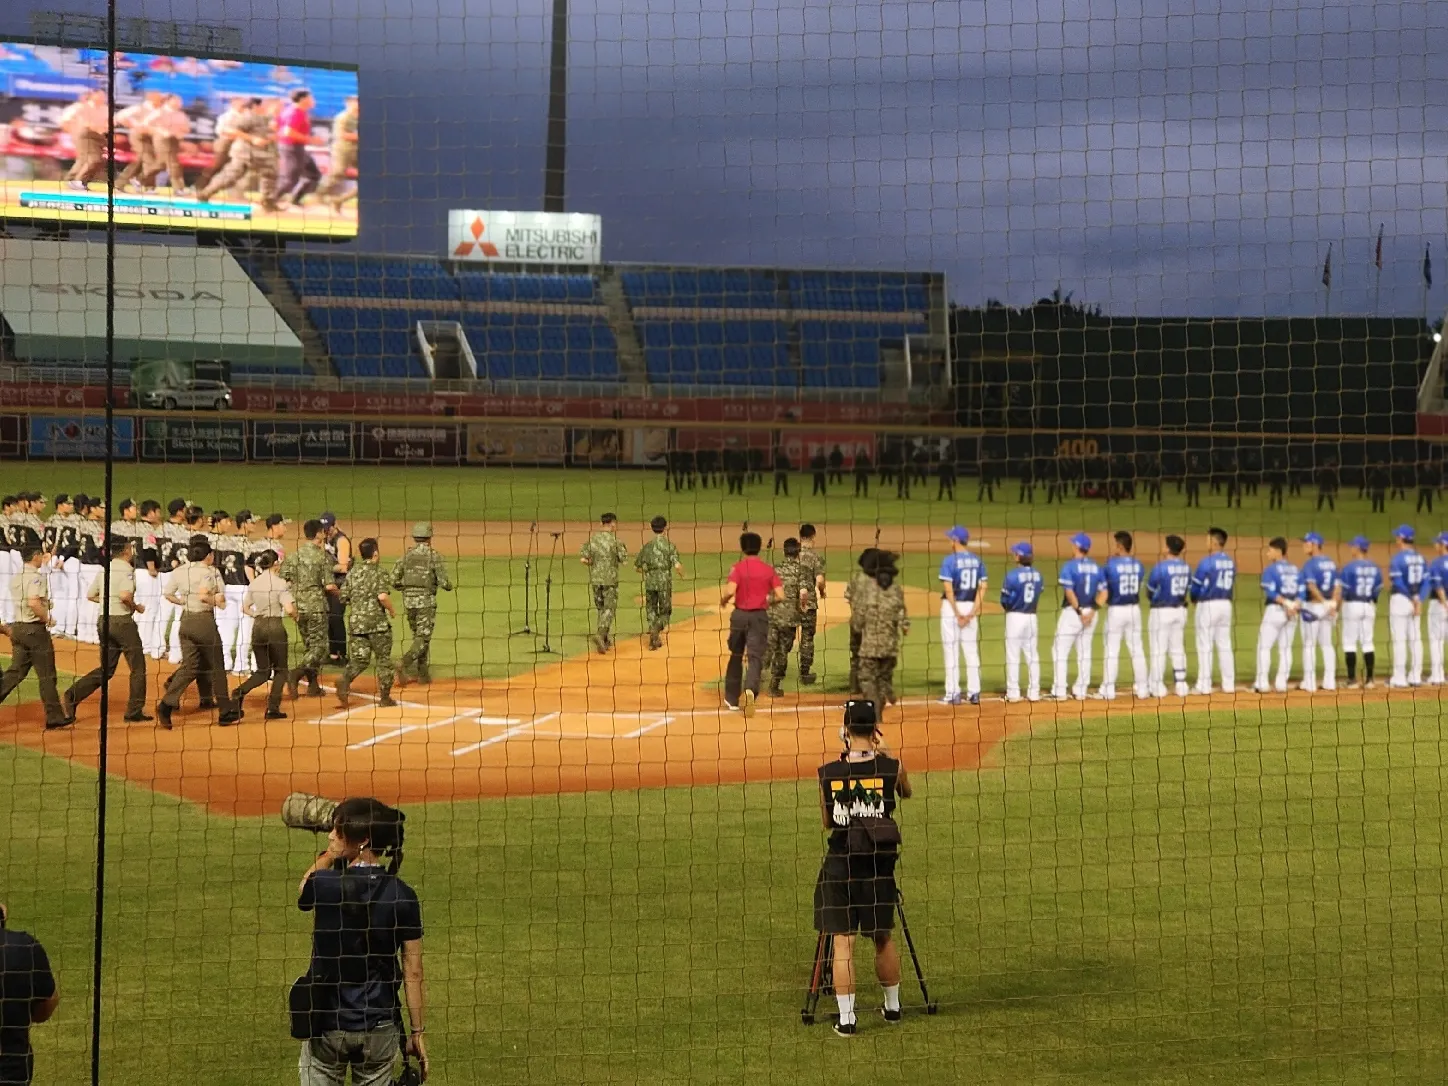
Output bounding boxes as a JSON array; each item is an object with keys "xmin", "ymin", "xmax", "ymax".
[{"xmin": 5, "ymin": 465, "xmax": 1448, "ymax": 1083}]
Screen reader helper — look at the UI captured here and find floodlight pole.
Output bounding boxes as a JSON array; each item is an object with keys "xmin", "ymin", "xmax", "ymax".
[{"xmin": 543, "ymin": 0, "xmax": 568, "ymax": 212}]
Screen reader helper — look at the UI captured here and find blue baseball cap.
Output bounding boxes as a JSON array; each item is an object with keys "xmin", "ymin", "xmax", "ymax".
[
  {"xmin": 1010, "ymin": 541, "xmax": 1033, "ymax": 558},
  {"xmin": 945, "ymin": 526, "xmax": 970, "ymax": 544},
  {"xmin": 1395, "ymin": 524, "xmax": 1415, "ymax": 542},
  {"xmin": 1303, "ymin": 531, "xmax": 1324, "ymax": 546},
  {"xmin": 1350, "ymin": 535, "xmax": 1371, "ymax": 551},
  {"xmin": 1069, "ymin": 532, "xmax": 1091, "ymax": 552},
  {"xmin": 1437, "ymin": 531, "xmax": 1448, "ymax": 546}
]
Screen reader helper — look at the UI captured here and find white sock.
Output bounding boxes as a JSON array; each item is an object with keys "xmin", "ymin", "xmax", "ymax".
[
  {"xmin": 884, "ymin": 984, "xmax": 900, "ymax": 1012},
  {"xmin": 835, "ymin": 992, "xmax": 856, "ymax": 1025}
]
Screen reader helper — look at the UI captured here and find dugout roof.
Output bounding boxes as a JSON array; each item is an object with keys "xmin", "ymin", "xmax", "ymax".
[{"xmin": 0, "ymin": 237, "xmax": 302, "ymax": 367}]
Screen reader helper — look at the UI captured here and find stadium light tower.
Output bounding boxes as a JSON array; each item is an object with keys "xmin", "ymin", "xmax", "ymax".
[{"xmin": 543, "ymin": 0, "xmax": 568, "ymax": 212}]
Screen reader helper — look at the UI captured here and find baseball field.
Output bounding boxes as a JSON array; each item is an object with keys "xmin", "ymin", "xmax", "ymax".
[{"xmin": 3, "ymin": 463, "xmax": 1447, "ymax": 1084}]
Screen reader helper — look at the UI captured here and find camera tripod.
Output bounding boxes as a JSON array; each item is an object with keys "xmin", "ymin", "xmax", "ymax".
[{"xmin": 800, "ymin": 890, "xmax": 938, "ymax": 1025}]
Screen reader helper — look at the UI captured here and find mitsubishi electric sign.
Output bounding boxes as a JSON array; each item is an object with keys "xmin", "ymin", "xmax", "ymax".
[{"xmin": 448, "ymin": 210, "xmax": 602, "ymax": 266}]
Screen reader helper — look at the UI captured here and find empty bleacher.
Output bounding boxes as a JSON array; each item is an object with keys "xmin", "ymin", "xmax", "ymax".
[
  {"xmin": 279, "ymin": 253, "xmax": 617, "ymax": 383},
  {"xmin": 264, "ymin": 251, "xmax": 941, "ymax": 393}
]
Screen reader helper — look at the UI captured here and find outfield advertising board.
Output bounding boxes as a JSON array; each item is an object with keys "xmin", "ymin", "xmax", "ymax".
[
  {"xmin": 357, "ymin": 423, "xmax": 460, "ymax": 462},
  {"xmin": 250, "ymin": 420, "xmax": 353, "ymax": 462},
  {"xmin": 447, "ymin": 210, "xmax": 602, "ymax": 265},
  {"xmin": 464, "ymin": 424, "xmax": 566, "ymax": 465},
  {"xmin": 27, "ymin": 414, "xmax": 134, "ymax": 458},
  {"xmin": 141, "ymin": 417, "xmax": 245, "ymax": 461}
]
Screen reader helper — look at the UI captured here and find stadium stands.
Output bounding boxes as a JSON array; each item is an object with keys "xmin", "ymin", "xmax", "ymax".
[{"xmin": 257, "ymin": 251, "xmax": 941, "ymax": 391}]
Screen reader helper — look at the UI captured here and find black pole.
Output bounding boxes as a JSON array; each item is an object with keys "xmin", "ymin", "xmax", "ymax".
[
  {"xmin": 91, "ymin": 9, "xmax": 118, "ymax": 1083},
  {"xmin": 542, "ymin": 0, "xmax": 568, "ymax": 211},
  {"xmin": 535, "ymin": 532, "xmax": 562, "ymax": 655}
]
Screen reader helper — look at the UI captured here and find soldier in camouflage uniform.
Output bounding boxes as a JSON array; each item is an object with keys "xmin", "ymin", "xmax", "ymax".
[
  {"xmin": 580, "ymin": 512, "xmax": 629, "ymax": 653},
  {"xmin": 633, "ymin": 515, "xmax": 684, "ymax": 650},
  {"xmin": 797, "ymin": 523, "xmax": 826, "ymax": 683},
  {"xmin": 391, "ymin": 522, "xmax": 453, "ymax": 683},
  {"xmin": 844, "ymin": 548, "xmax": 882, "ymax": 695},
  {"xmin": 763, "ymin": 538, "xmax": 811, "ymax": 696},
  {"xmin": 336, "ymin": 538, "xmax": 397, "ymax": 707},
  {"xmin": 856, "ymin": 551, "xmax": 909, "ymax": 713},
  {"xmin": 279, "ymin": 518, "xmax": 336, "ymax": 697}
]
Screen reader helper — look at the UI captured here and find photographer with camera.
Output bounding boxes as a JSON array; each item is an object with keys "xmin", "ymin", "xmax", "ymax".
[
  {"xmin": 293, "ymin": 797, "xmax": 428, "ymax": 1085},
  {"xmin": 813, "ymin": 700, "xmax": 912, "ymax": 1036},
  {"xmin": 0, "ymin": 902, "xmax": 59, "ymax": 1085}
]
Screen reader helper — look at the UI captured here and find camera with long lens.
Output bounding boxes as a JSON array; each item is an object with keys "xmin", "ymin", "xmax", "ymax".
[{"xmin": 281, "ymin": 792, "xmax": 340, "ymax": 833}]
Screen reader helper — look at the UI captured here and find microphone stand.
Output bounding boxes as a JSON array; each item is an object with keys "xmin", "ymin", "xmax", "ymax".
[
  {"xmin": 534, "ymin": 530, "xmax": 563, "ymax": 655},
  {"xmin": 512, "ymin": 521, "xmax": 537, "ymax": 636}
]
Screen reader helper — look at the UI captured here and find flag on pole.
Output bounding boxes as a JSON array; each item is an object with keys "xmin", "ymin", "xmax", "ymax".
[
  {"xmin": 1426, "ymin": 244, "xmax": 1434, "ymax": 288},
  {"xmin": 1375, "ymin": 224, "xmax": 1384, "ymax": 270},
  {"xmin": 1322, "ymin": 243, "xmax": 1333, "ymax": 288}
]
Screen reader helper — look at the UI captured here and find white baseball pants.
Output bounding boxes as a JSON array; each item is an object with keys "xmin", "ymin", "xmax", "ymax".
[
  {"xmin": 1051, "ymin": 607, "xmax": 1096, "ymax": 698},
  {"xmin": 164, "ymin": 569, "xmax": 183, "ymax": 663},
  {"xmin": 1099, "ymin": 605, "xmax": 1148, "ymax": 698},
  {"xmin": 1194, "ymin": 599, "xmax": 1236, "ymax": 693},
  {"xmin": 1300, "ymin": 602, "xmax": 1336, "ymax": 691},
  {"xmin": 0, "ymin": 550, "xmax": 17, "ymax": 622},
  {"xmin": 939, "ymin": 599, "xmax": 981, "ymax": 698},
  {"xmin": 1254, "ymin": 604, "xmax": 1297, "ymax": 692},
  {"xmin": 1340, "ymin": 601, "xmax": 1376, "ymax": 655},
  {"xmin": 76, "ymin": 563, "xmax": 104, "ymax": 643},
  {"xmin": 1004, "ymin": 612, "xmax": 1041, "ymax": 700},
  {"xmin": 218, "ymin": 584, "xmax": 253, "ymax": 673},
  {"xmin": 1389, "ymin": 594, "xmax": 1423, "ymax": 686},
  {"xmin": 52, "ymin": 556, "xmax": 81, "ymax": 638},
  {"xmin": 1427, "ymin": 599, "xmax": 1448, "ymax": 684},
  {"xmin": 1148, "ymin": 607, "xmax": 1189, "ymax": 696},
  {"xmin": 135, "ymin": 569, "xmax": 166, "ymax": 656}
]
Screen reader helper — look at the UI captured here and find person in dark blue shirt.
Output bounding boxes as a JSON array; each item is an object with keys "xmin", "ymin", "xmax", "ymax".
[
  {"xmin": 1000, "ymin": 542, "xmax": 1044, "ymax": 702},
  {"xmin": 0, "ymin": 904, "xmax": 58, "ymax": 1086},
  {"xmin": 296, "ymin": 797, "xmax": 428, "ymax": 1085}
]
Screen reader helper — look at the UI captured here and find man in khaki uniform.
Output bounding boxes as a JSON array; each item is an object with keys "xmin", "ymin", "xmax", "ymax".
[
  {"xmin": 141, "ymin": 94, "xmax": 191, "ymax": 194},
  {"xmin": 117, "ymin": 90, "xmax": 164, "ymax": 190},
  {"xmin": 66, "ymin": 537, "xmax": 151, "ymax": 722},
  {"xmin": 156, "ymin": 539, "xmax": 240, "ymax": 729},
  {"xmin": 0, "ymin": 544, "xmax": 74, "ymax": 728},
  {"xmin": 315, "ymin": 95, "xmax": 358, "ymax": 210},
  {"xmin": 61, "ymin": 89, "xmax": 109, "ymax": 190},
  {"xmin": 234, "ymin": 550, "xmax": 295, "ymax": 720}
]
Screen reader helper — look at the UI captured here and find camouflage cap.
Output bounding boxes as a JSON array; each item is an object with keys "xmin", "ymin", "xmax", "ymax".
[{"xmin": 412, "ymin": 521, "xmax": 433, "ymax": 539}]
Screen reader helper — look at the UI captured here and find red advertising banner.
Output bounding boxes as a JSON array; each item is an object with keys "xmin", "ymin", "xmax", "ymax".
[{"xmin": 224, "ymin": 386, "xmax": 939, "ymax": 425}]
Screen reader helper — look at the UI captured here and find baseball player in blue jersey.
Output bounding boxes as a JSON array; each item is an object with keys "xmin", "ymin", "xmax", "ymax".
[
  {"xmin": 1387, "ymin": 525, "xmax": 1427, "ymax": 687},
  {"xmin": 1339, "ymin": 536, "xmax": 1383, "ymax": 688},
  {"xmin": 1000, "ymin": 542, "xmax": 1044, "ymax": 702},
  {"xmin": 938, "ymin": 526, "xmax": 987, "ymax": 705},
  {"xmin": 1191, "ymin": 527, "xmax": 1237, "ymax": 694},
  {"xmin": 1253, "ymin": 537, "xmax": 1301, "ymax": 693},
  {"xmin": 1425, "ymin": 532, "xmax": 1448, "ymax": 684},
  {"xmin": 1094, "ymin": 530, "xmax": 1149, "ymax": 700},
  {"xmin": 1050, "ymin": 532, "xmax": 1100, "ymax": 700},
  {"xmin": 1298, "ymin": 531, "xmax": 1340, "ymax": 692},
  {"xmin": 1146, "ymin": 534, "xmax": 1192, "ymax": 697}
]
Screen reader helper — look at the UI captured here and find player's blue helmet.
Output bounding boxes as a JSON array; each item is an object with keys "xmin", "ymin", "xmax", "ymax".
[
  {"xmin": 1437, "ymin": 531, "xmax": 1448, "ymax": 547},
  {"xmin": 1010, "ymin": 541, "xmax": 1033, "ymax": 558},
  {"xmin": 1394, "ymin": 525, "xmax": 1415, "ymax": 542},
  {"xmin": 1350, "ymin": 535, "xmax": 1371, "ymax": 551},
  {"xmin": 945, "ymin": 526, "xmax": 969, "ymax": 544},
  {"xmin": 1302, "ymin": 531, "xmax": 1324, "ymax": 546},
  {"xmin": 1069, "ymin": 532, "xmax": 1091, "ymax": 552}
]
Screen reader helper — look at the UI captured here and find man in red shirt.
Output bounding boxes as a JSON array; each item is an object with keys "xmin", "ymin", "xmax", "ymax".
[
  {"xmin": 720, "ymin": 532, "xmax": 783, "ymax": 716},
  {"xmin": 275, "ymin": 88, "xmax": 321, "ymax": 209}
]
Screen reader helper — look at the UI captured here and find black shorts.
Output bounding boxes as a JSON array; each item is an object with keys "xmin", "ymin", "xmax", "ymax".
[{"xmin": 814, "ymin": 852, "xmax": 897, "ymax": 935}]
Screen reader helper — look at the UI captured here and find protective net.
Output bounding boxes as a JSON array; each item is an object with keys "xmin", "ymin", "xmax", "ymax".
[{"xmin": 0, "ymin": 2, "xmax": 1446, "ymax": 1084}]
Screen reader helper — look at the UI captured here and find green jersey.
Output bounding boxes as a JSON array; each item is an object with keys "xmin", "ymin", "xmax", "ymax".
[
  {"xmin": 634, "ymin": 536, "xmax": 680, "ymax": 592},
  {"xmin": 580, "ymin": 530, "xmax": 628, "ymax": 586}
]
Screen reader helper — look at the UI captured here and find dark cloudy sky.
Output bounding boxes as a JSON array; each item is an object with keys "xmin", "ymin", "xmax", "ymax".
[{"xmin": 5, "ymin": 0, "xmax": 1447, "ymax": 317}]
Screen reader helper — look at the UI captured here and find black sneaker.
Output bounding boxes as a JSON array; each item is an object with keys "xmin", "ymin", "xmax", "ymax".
[
  {"xmin": 880, "ymin": 1006, "xmax": 902, "ymax": 1024},
  {"xmin": 831, "ymin": 1019, "xmax": 857, "ymax": 1037},
  {"xmin": 264, "ymin": 709, "xmax": 288, "ymax": 720},
  {"xmin": 124, "ymin": 712, "xmax": 155, "ymax": 723},
  {"xmin": 197, "ymin": 699, "xmax": 218, "ymax": 710}
]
